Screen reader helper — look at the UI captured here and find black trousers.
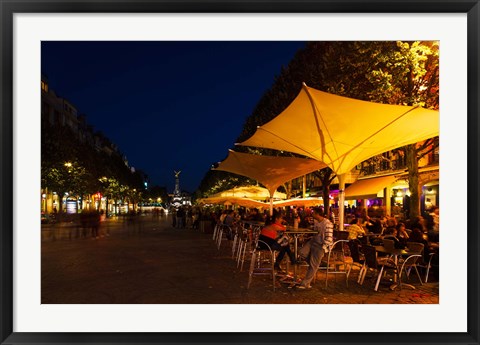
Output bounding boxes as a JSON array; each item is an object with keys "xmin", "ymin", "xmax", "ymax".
[{"xmin": 258, "ymin": 234, "xmax": 295, "ymax": 265}]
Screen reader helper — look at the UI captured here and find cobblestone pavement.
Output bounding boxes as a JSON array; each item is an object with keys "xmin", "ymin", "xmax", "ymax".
[{"xmin": 41, "ymin": 215, "xmax": 439, "ymax": 304}]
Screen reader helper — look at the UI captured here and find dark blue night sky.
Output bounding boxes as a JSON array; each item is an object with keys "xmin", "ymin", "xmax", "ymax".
[{"xmin": 41, "ymin": 41, "xmax": 306, "ymax": 193}]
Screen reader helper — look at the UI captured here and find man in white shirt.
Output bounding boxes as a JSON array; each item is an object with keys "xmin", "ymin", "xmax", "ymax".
[{"xmin": 297, "ymin": 207, "xmax": 334, "ymax": 290}]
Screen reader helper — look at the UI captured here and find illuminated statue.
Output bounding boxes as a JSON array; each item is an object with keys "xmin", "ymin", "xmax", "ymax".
[
  {"xmin": 173, "ymin": 170, "xmax": 182, "ymax": 199},
  {"xmin": 171, "ymin": 170, "xmax": 192, "ymax": 210}
]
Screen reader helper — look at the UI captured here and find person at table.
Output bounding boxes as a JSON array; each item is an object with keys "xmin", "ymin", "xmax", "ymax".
[
  {"xmin": 246, "ymin": 208, "xmax": 264, "ymax": 222},
  {"xmin": 223, "ymin": 209, "xmax": 236, "ymax": 227},
  {"xmin": 366, "ymin": 217, "xmax": 383, "ymax": 234},
  {"xmin": 258, "ymin": 211, "xmax": 296, "ymax": 271},
  {"xmin": 346, "ymin": 218, "xmax": 366, "ymax": 240},
  {"xmin": 382, "ymin": 216, "xmax": 397, "ymax": 235},
  {"xmin": 410, "ymin": 216, "xmax": 427, "ymax": 234},
  {"xmin": 296, "ymin": 207, "xmax": 334, "ymax": 290},
  {"xmin": 429, "ymin": 206, "xmax": 440, "ymax": 242},
  {"xmin": 394, "ymin": 222, "xmax": 410, "ymax": 248},
  {"xmin": 219, "ymin": 210, "xmax": 228, "ymax": 224}
]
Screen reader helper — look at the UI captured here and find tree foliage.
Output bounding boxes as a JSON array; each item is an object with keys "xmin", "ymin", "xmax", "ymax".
[{"xmin": 41, "ymin": 116, "xmax": 149, "ymax": 212}]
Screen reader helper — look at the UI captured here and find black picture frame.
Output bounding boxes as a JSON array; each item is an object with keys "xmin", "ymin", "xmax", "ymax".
[{"xmin": 1, "ymin": 1, "xmax": 479, "ymax": 344}]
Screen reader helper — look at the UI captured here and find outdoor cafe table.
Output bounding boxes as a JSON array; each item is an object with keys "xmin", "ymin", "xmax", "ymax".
[
  {"xmin": 282, "ymin": 226, "xmax": 318, "ymax": 284},
  {"xmin": 241, "ymin": 220, "xmax": 264, "ymax": 230},
  {"xmin": 240, "ymin": 220, "xmax": 264, "ymax": 239},
  {"xmin": 374, "ymin": 245, "xmax": 419, "ymax": 290}
]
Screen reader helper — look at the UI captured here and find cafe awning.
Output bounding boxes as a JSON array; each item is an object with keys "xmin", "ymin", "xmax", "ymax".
[
  {"xmin": 237, "ymin": 84, "xmax": 439, "ymax": 176},
  {"xmin": 273, "ymin": 197, "xmax": 324, "ymax": 208},
  {"xmin": 345, "ymin": 175, "xmax": 398, "ymax": 200},
  {"xmin": 197, "ymin": 196, "xmax": 268, "ymax": 209},
  {"xmin": 238, "ymin": 83, "xmax": 439, "ymax": 228},
  {"xmin": 213, "ymin": 150, "xmax": 326, "ymax": 198},
  {"xmin": 213, "ymin": 150, "xmax": 326, "ymax": 214},
  {"xmin": 209, "ymin": 185, "xmax": 286, "ymax": 201}
]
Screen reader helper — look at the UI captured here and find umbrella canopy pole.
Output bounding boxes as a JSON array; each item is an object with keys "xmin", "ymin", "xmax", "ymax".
[
  {"xmin": 302, "ymin": 175, "xmax": 307, "ymax": 198},
  {"xmin": 269, "ymin": 196, "xmax": 274, "ymax": 216},
  {"xmin": 338, "ymin": 174, "xmax": 346, "ymax": 231}
]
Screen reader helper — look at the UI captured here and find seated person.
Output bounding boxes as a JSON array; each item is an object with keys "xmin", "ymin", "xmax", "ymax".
[
  {"xmin": 364, "ymin": 216, "xmax": 383, "ymax": 234},
  {"xmin": 395, "ymin": 222, "xmax": 409, "ymax": 249},
  {"xmin": 246, "ymin": 208, "xmax": 264, "ymax": 222},
  {"xmin": 346, "ymin": 218, "xmax": 366, "ymax": 240},
  {"xmin": 381, "ymin": 222, "xmax": 408, "ymax": 249},
  {"xmin": 258, "ymin": 211, "xmax": 296, "ymax": 271},
  {"xmin": 382, "ymin": 216, "xmax": 397, "ymax": 236},
  {"xmin": 408, "ymin": 228, "xmax": 430, "ymax": 262}
]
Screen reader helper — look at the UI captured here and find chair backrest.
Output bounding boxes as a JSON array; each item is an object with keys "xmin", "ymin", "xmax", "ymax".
[
  {"xmin": 334, "ymin": 230, "xmax": 349, "ymax": 240},
  {"xmin": 324, "ymin": 239, "xmax": 349, "ymax": 264},
  {"xmin": 330, "ymin": 239, "xmax": 349, "ymax": 252},
  {"xmin": 400, "ymin": 254, "xmax": 422, "ymax": 270},
  {"xmin": 406, "ymin": 242, "xmax": 425, "ymax": 255},
  {"xmin": 347, "ymin": 240, "xmax": 362, "ymax": 263},
  {"xmin": 221, "ymin": 224, "xmax": 233, "ymax": 239},
  {"xmin": 383, "ymin": 238, "xmax": 396, "ymax": 252},
  {"xmin": 361, "ymin": 245, "xmax": 378, "ymax": 269},
  {"xmin": 358, "ymin": 235, "xmax": 369, "ymax": 246},
  {"xmin": 256, "ymin": 239, "xmax": 273, "ymax": 252}
]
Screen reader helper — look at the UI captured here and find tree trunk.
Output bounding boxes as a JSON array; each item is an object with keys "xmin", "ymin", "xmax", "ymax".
[
  {"xmin": 406, "ymin": 144, "xmax": 420, "ymax": 221},
  {"xmin": 322, "ymin": 186, "xmax": 330, "ymax": 216},
  {"xmin": 56, "ymin": 191, "xmax": 65, "ymax": 222},
  {"xmin": 105, "ymin": 196, "xmax": 109, "ymax": 218},
  {"xmin": 284, "ymin": 181, "xmax": 292, "ymax": 199}
]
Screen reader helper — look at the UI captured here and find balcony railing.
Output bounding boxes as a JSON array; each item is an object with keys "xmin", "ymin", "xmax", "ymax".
[{"xmin": 361, "ymin": 155, "xmax": 438, "ymax": 177}]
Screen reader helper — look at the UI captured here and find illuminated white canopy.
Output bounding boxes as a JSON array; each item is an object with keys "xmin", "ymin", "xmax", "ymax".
[
  {"xmin": 238, "ymin": 84, "xmax": 439, "ymax": 176},
  {"xmin": 209, "ymin": 185, "xmax": 286, "ymax": 201},
  {"xmin": 213, "ymin": 150, "xmax": 326, "ymax": 198},
  {"xmin": 273, "ymin": 197, "xmax": 324, "ymax": 208},
  {"xmin": 345, "ymin": 175, "xmax": 398, "ymax": 200},
  {"xmin": 238, "ymin": 84, "xmax": 439, "ymax": 228},
  {"xmin": 197, "ymin": 196, "xmax": 268, "ymax": 209}
]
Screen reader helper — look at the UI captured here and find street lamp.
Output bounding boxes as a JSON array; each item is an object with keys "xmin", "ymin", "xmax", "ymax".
[{"xmin": 64, "ymin": 162, "xmax": 72, "ymax": 174}]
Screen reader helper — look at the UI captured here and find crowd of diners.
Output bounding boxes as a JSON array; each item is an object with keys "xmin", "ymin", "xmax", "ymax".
[{"xmin": 199, "ymin": 203, "xmax": 439, "ymax": 290}]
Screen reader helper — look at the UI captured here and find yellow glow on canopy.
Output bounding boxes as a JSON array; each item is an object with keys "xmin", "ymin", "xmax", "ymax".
[{"xmin": 238, "ymin": 84, "xmax": 439, "ymax": 176}]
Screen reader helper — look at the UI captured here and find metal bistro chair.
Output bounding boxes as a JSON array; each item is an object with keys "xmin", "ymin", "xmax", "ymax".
[
  {"xmin": 318, "ymin": 239, "xmax": 351, "ymax": 288},
  {"xmin": 395, "ymin": 253, "xmax": 424, "ymax": 290},
  {"xmin": 360, "ymin": 245, "xmax": 397, "ymax": 291},
  {"xmin": 212, "ymin": 222, "xmax": 221, "ymax": 241},
  {"xmin": 236, "ymin": 225, "xmax": 252, "ymax": 271},
  {"xmin": 231, "ymin": 224, "xmax": 242, "ymax": 259},
  {"xmin": 382, "ymin": 238, "xmax": 396, "ymax": 255},
  {"xmin": 230, "ymin": 223, "xmax": 246, "ymax": 263},
  {"xmin": 347, "ymin": 240, "xmax": 366, "ymax": 284},
  {"xmin": 212, "ymin": 221, "xmax": 225, "ymax": 243},
  {"xmin": 216, "ymin": 224, "xmax": 233, "ymax": 250},
  {"xmin": 247, "ymin": 239, "xmax": 277, "ymax": 292},
  {"xmin": 406, "ymin": 242, "xmax": 437, "ymax": 283},
  {"xmin": 398, "ymin": 242, "xmax": 425, "ymax": 288},
  {"xmin": 333, "ymin": 230, "xmax": 350, "ymax": 241},
  {"xmin": 424, "ymin": 252, "xmax": 438, "ymax": 283}
]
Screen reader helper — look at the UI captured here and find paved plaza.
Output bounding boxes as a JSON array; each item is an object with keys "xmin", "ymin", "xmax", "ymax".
[{"xmin": 41, "ymin": 216, "xmax": 439, "ymax": 304}]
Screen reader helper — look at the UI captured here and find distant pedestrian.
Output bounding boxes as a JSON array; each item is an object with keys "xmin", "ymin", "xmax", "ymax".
[
  {"xmin": 176, "ymin": 207, "xmax": 185, "ymax": 228},
  {"xmin": 171, "ymin": 208, "xmax": 177, "ymax": 227}
]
